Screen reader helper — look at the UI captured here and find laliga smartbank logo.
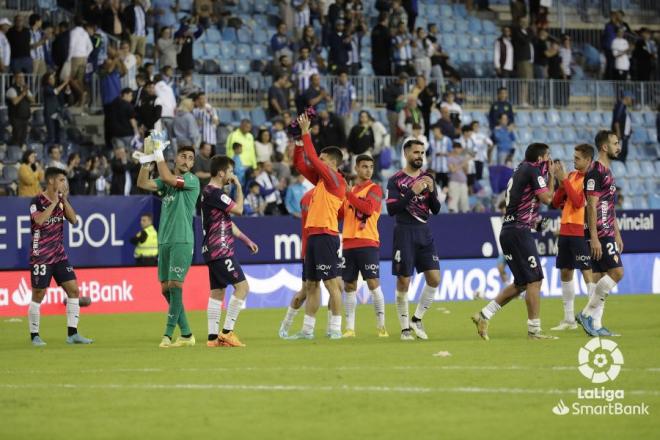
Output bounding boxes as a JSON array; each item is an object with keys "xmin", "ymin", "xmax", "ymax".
[{"xmin": 551, "ymin": 338, "xmax": 649, "ymax": 416}]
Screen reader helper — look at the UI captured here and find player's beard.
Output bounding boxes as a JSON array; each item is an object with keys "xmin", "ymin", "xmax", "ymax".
[
  {"xmin": 410, "ymin": 158, "xmax": 423, "ymax": 169},
  {"xmin": 607, "ymin": 150, "xmax": 620, "ymax": 160}
]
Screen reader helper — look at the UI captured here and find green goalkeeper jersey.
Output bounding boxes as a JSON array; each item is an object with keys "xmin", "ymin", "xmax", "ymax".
[{"xmin": 155, "ymin": 172, "xmax": 200, "ymax": 245}]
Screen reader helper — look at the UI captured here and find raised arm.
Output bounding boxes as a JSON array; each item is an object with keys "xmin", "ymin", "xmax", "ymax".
[
  {"xmin": 229, "ymin": 176, "xmax": 244, "ymax": 216},
  {"xmin": 293, "ymin": 141, "xmax": 319, "ymax": 184},
  {"xmin": 137, "ymin": 164, "xmax": 159, "ymax": 192},
  {"xmin": 300, "ymin": 115, "xmax": 341, "ymax": 190}
]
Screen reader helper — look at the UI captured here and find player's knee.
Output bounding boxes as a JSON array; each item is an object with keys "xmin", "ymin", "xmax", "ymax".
[
  {"xmin": 609, "ymin": 267, "xmax": 624, "ymax": 283},
  {"xmin": 396, "ymin": 277, "xmax": 410, "ymax": 292},
  {"xmin": 344, "ymin": 281, "xmax": 357, "ymax": 292},
  {"xmin": 168, "ymin": 281, "xmax": 183, "ymax": 289},
  {"xmin": 66, "ymin": 287, "xmax": 80, "ymax": 298},
  {"xmin": 560, "ymin": 269, "xmax": 574, "ymax": 282},
  {"xmin": 210, "ymin": 288, "xmax": 225, "ymax": 301},
  {"xmin": 31, "ymin": 289, "xmax": 46, "ymax": 303},
  {"xmin": 425, "ymin": 271, "xmax": 441, "ymax": 288},
  {"xmin": 366, "ymin": 279, "xmax": 379, "ymax": 290}
]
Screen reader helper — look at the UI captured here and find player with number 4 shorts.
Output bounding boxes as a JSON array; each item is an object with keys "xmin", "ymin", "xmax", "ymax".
[
  {"xmin": 471, "ymin": 143, "xmax": 558, "ymax": 340},
  {"xmin": 386, "ymin": 139, "xmax": 441, "ymax": 341},
  {"xmin": 27, "ymin": 167, "xmax": 93, "ymax": 346},
  {"xmin": 202, "ymin": 156, "xmax": 259, "ymax": 348}
]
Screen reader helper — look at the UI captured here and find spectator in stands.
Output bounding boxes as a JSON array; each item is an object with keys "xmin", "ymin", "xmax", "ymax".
[
  {"xmin": 100, "ymin": 48, "xmax": 127, "ymax": 148},
  {"xmin": 300, "ymin": 26, "xmax": 324, "ymax": 70},
  {"xmin": 136, "ymin": 81, "xmax": 161, "ymax": 135},
  {"xmin": 328, "ymin": 19, "xmax": 352, "ymax": 74},
  {"xmin": 244, "ymin": 181, "xmax": 266, "ymax": 217},
  {"xmin": 50, "ymin": 20, "xmax": 68, "ymax": 70},
  {"xmin": 560, "ymin": 34, "xmax": 573, "ymax": 79},
  {"xmin": 333, "ymin": 70, "xmax": 356, "ymax": 135},
  {"xmin": 268, "ymin": 74, "xmax": 291, "ymax": 119},
  {"xmin": 67, "ymin": 153, "xmax": 89, "ymax": 195},
  {"xmin": 154, "ymin": 73, "xmax": 176, "ymax": 135},
  {"xmin": 178, "ymin": 70, "xmax": 201, "ymax": 97},
  {"xmin": 548, "ymin": 38, "xmax": 568, "ymax": 106},
  {"xmin": 46, "ymin": 144, "xmax": 66, "ymax": 170},
  {"xmin": 318, "ymin": 107, "xmax": 347, "ymax": 150},
  {"xmin": 494, "ymin": 26, "xmax": 514, "ymax": 78},
  {"xmin": 175, "ymin": 16, "xmax": 203, "ymax": 73},
  {"xmin": 110, "ymin": 146, "xmax": 135, "ymax": 195},
  {"xmin": 124, "ymin": 0, "xmax": 148, "ymax": 58},
  {"xmin": 192, "ymin": 142, "xmax": 212, "ymax": 188},
  {"xmin": 397, "ymin": 95, "xmax": 424, "ymax": 139},
  {"xmin": 0, "ymin": 18, "xmax": 11, "ymax": 73},
  {"xmin": 232, "ymin": 143, "xmax": 246, "ymax": 187},
  {"xmin": 7, "ymin": 15, "xmax": 31, "ymax": 73},
  {"xmin": 101, "ymin": 0, "xmax": 125, "ymax": 39},
  {"xmin": 512, "ymin": 16, "xmax": 534, "ymax": 106},
  {"xmin": 632, "ymin": 28, "xmax": 655, "ymax": 81},
  {"xmin": 272, "ymin": 118, "xmax": 288, "ymax": 154},
  {"xmin": 428, "ymin": 124, "xmax": 451, "ymax": 188},
  {"xmin": 293, "ymin": 46, "xmax": 319, "ymax": 106},
  {"xmin": 440, "ymin": 91, "xmax": 463, "ymax": 128},
  {"xmin": 256, "ymin": 161, "xmax": 285, "ymax": 215},
  {"xmin": 285, "ymin": 170, "xmax": 307, "ymax": 218},
  {"xmin": 86, "ymin": 154, "xmax": 109, "ymax": 195},
  {"xmin": 42, "ymin": 72, "xmax": 69, "ymax": 145},
  {"xmin": 68, "ymin": 21, "xmax": 95, "ymax": 106},
  {"xmin": 389, "ymin": 0, "xmax": 408, "ymax": 30},
  {"xmin": 226, "ymin": 119, "xmax": 257, "ymax": 169},
  {"xmin": 602, "ymin": 11, "xmax": 619, "ymax": 80},
  {"xmin": 29, "ymin": 14, "xmax": 48, "ymax": 78},
  {"xmin": 371, "ymin": 12, "xmax": 391, "ymax": 76},
  {"xmin": 272, "ymin": 54, "xmax": 293, "ymax": 83},
  {"xmin": 302, "ymin": 73, "xmax": 330, "ymax": 113},
  {"xmin": 488, "ymin": 87, "xmax": 515, "ymax": 131},
  {"xmin": 470, "ymin": 121, "xmax": 494, "ymax": 176},
  {"xmin": 611, "ymin": 27, "xmax": 630, "ymax": 81},
  {"xmin": 611, "ymin": 92, "xmax": 632, "ymax": 163},
  {"xmin": 272, "ymin": 151, "xmax": 291, "ymax": 182},
  {"xmin": 435, "ymin": 105, "xmax": 457, "ymax": 139},
  {"xmin": 42, "ymin": 22, "xmax": 55, "ymax": 71},
  {"xmin": 271, "ymin": 22, "xmax": 293, "ymax": 61},
  {"xmin": 391, "ymin": 21, "xmax": 414, "ymax": 75},
  {"xmin": 18, "ymin": 149, "xmax": 44, "ymax": 197},
  {"xmin": 402, "ymin": 0, "xmax": 418, "ymax": 34},
  {"xmin": 141, "ymin": 61, "xmax": 154, "ymax": 81},
  {"xmin": 119, "ymin": 41, "xmax": 138, "ymax": 90},
  {"xmin": 6, "ymin": 72, "xmax": 34, "ymax": 146},
  {"xmin": 130, "ymin": 213, "xmax": 158, "ymax": 266},
  {"xmin": 492, "ymin": 114, "xmax": 516, "ymax": 165},
  {"xmin": 255, "ymin": 128, "xmax": 274, "ymax": 164},
  {"xmin": 292, "ymin": 0, "xmax": 311, "ymax": 39},
  {"xmin": 192, "ymin": 92, "xmax": 218, "ymax": 150},
  {"xmin": 510, "ymin": 0, "xmax": 526, "ymax": 23},
  {"xmin": 412, "ymin": 27, "xmax": 432, "ymax": 80},
  {"xmin": 173, "ymin": 98, "xmax": 200, "ymax": 150},
  {"xmin": 447, "ymin": 142, "xmax": 470, "ymax": 213},
  {"xmin": 108, "ymin": 88, "xmax": 139, "ymax": 150},
  {"xmin": 383, "ymin": 72, "xmax": 408, "ymax": 145},
  {"xmin": 156, "ymin": 27, "xmax": 181, "ymax": 70},
  {"xmin": 425, "ymin": 23, "xmax": 450, "ymax": 81},
  {"xmin": 348, "ymin": 110, "xmax": 376, "ymax": 157},
  {"xmin": 418, "ymin": 78, "xmax": 438, "ymax": 137}
]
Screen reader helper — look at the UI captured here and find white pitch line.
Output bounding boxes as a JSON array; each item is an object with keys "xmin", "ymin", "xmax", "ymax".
[{"xmin": 0, "ymin": 383, "xmax": 659, "ymax": 396}]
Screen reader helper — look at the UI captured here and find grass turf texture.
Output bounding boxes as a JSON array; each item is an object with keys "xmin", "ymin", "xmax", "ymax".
[{"xmin": 1, "ymin": 294, "xmax": 658, "ymax": 440}]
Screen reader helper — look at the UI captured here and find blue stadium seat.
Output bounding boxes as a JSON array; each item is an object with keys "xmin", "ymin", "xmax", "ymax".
[
  {"xmin": 458, "ymin": 50, "xmax": 471, "ymax": 63},
  {"xmin": 562, "ymin": 127, "xmax": 577, "ymax": 143},
  {"xmin": 359, "ymin": 64, "xmax": 374, "ymax": 75},
  {"xmin": 473, "ymin": 50, "xmax": 486, "ymax": 64},
  {"xmin": 442, "ymin": 21, "xmax": 455, "ymax": 32},
  {"xmin": 236, "ymin": 43, "xmax": 251, "ymax": 58},
  {"xmin": 457, "ymin": 36, "xmax": 470, "ymax": 49},
  {"xmin": 206, "ymin": 28, "xmax": 221, "ymax": 43},
  {"xmin": 453, "ymin": 3, "xmax": 468, "ymax": 17},
  {"xmin": 220, "ymin": 42, "xmax": 236, "ymax": 58},
  {"xmin": 599, "ymin": 110, "xmax": 610, "ymax": 125},
  {"xmin": 470, "ymin": 35, "xmax": 483, "ymax": 48},
  {"xmin": 440, "ymin": 5, "xmax": 452, "ymax": 17},
  {"xmin": 631, "ymin": 129, "xmax": 648, "ymax": 144},
  {"xmin": 235, "ymin": 59, "xmax": 250, "ymax": 74},
  {"xmin": 551, "ymin": 144, "xmax": 566, "ymax": 160},
  {"xmin": 611, "ymin": 161, "xmax": 627, "ymax": 177},
  {"xmin": 219, "ymin": 60, "xmax": 235, "ymax": 74},
  {"xmin": 518, "ymin": 128, "xmax": 533, "ymax": 145},
  {"xmin": 237, "ymin": 27, "xmax": 251, "ymax": 44},
  {"xmin": 532, "ymin": 127, "xmax": 546, "ymax": 141},
  {"xmin": 455, "ymin": 20, "xmax": 469, "ymax": 33},
  {"xmin": 548, "ymin": 129, "xmax": 562, "ymax": 143},
  {"xmin": 482, "ymin": 20, "xmax": 497, "ymax": 34},
  {"xmin": 574, "ymin": 111, "xmax": 588, "ymax": 126},
  {"xmin": 250, "ymin": 107, "xmax": 267, "ymax": 127},
  {"xmin": 647, "ymin": 128, "xmax": 657, "ymax": 143},
  {"xmin": 193, "ymin": 42, "xmax": 206, "ymax": 57},
  {"xmin": 206, "ymin": 44, "xmax": 220, "ymax": 57},
  {"xmin": 443, "ymin": 34, "xmax": 457, "ymax": 49},
  {"xmin": 656, "ymin": 161, "xmax": 660, "ymax": 175},
  {"xmin": 6, "ymin": 145, "xmax": 21, "ymax": 162},
  {"xmin": 649, "ymin": 193, "xmax": 660, "ymax": 209},
  {"xmin": 233, "ymin": 109, "xmax": 250, "ymax": 122},
  {"xmin": 530, "ymin": 111, "xmax": 546, "ymax": 127},
  {"xmin": 588, "ymin": 111, "xmax": 603, "ymax": 126},
  {"xmin": 252, "ymin": 44, "xmax": 266, "ymax": 59},
  {"xmin": 627, "ymin": 160, "xmax": 642, "ymax": 177},
  {"xmin": 238, "ymin": 0, "xmax": 252, "ymax": 13},
  {"xmin": 559, "ymin": 111, "xmax": 574, "ymax": 125},
  {"xmin": 218, "ymin": 108, "xmax": 233, "ymax": 125},
  {"xmin": 643, "ymin": 111, "xmax": 655, "ymax": 127},
  {"xmin": 203, "ymin": 60, "xmax": 220, "ymax": 74},
  {"xmin": 516, "ymin": 112, "xmax": 530, "ymax": 127},
  {"xmin": 253, "ymin": 0, "xmax": 268, "ymax": 13},
  {"xmin": 631, "ymin": 112, "xmax": 645, "ymax": 126},
  {"xmin": 253, "ymin": 27, "xmax": 268, "ymax": 44},
  {"xmin": 468, "ymin": 18, "xmax": 482, "ymax": 33},
  {"xmin": 546, "ymin": 110, "xmax": 560, "ymax": 126},
  {"xmin": 222, "ymin": 28, "xmax": 237, "ymax": 43},
  {"xmin": 635, "ymin": 196, "xmax": 649, "ymax": 209}
]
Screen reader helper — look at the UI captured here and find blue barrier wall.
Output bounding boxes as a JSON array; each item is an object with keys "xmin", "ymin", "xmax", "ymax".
[{"xmin": 1, "ymin": 196, "xmax": 658, "ymax": 270}]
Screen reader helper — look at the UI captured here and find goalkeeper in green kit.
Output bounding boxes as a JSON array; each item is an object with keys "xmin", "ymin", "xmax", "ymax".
[{"xmin": 137, "ymin": 132, "xmax": 200, "ymax": 348}]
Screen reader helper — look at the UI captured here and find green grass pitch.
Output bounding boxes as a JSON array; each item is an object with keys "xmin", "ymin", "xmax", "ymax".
[{"xmin": 1, "ymin": 295, "xmax": 659, "ymax": 439}]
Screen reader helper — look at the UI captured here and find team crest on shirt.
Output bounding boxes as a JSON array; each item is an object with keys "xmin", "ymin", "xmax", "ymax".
[
  {"xmin": 30, "ymin": 204, "xmax": 37, "ymax": 214},
  {"xmin": 221, "ymin": 194, "xmax": 232, "ymax": 205},
  {"xmin": 586, "ymin": 179, "xmax": 595, "ymax": 191},
  {"xmin": 614, "ymin": 255, "xmax": 619, "ymax": 263},
  {"xmin": 537, "ymin": 176, "xmax": 547, "ymax": 188}
]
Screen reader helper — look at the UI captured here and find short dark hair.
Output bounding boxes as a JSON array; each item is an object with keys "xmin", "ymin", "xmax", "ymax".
[
  {"xmin": 233, "ymin": 142, "xmax": 243, "ymax": 150},
  {"xmin": 594, "ymin": 130, "xmax": 616, "ymax": 151},
  {"xmin": 320, "ymin": 146, "xmax": 343, "ymax": 167},
  {"xmin": 21, "ymin": 149, "xmax": 34, "ymax": 164},
  {"xmin": 574, "ymin": 144, "xmax": 595, "ymax": 160},
  {"xmin": 177, "ymin": 146, "xmax": 195, "ymax": 156},
  {"xmin": 524, "ymin": 143, "xmax": 550, "ymax": 162},
  {"xmin": 210, "ymin": 155, "xmax": 235, "ymax": 177},
  {"xmin": 121, "ymin": 87, "xmax": 133, "ymax": 96},
  {"xmin": 29, "ymin": 13, "xmax": 41, "ymax": 27},
  {"xmin": 45, "ymin": 167, "xmax": 66, "ymax": 182},
  {"xmin": 47, "ymin": 144, "xmax": 60, "ymax": 155},
  {"xmin": 497, "ymin": 86, "xmax": 508, "ymax": 93},
  {"xmin": 412, "ymin": 123, "xmax": 422, "ymax": 130},
  {"xmin": 141, "ymin": 213, "xmax": 153, "ymax": 221},
  {"xmin": 470, "ymin": 120, "xmax": 480, "ymax": 129},
  {"xmin": 461, "ymin": 124, "xmax": 472, "ymax": 133},
  {"xmin": 355, "ymin": 154, "xmax": 374, "ymax": 165},
  {"xmin": 403, "ymin": 139, "xmax": 424, "ymax": 151}
]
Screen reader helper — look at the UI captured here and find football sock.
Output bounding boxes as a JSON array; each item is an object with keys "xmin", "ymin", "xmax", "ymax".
[
  {"xmin": 171, "ymin": 287, "xmax": 191, "ymax": 336},
  {"xmin": 66, "ymin": 298, "xmax": 80, "ymax": 336},
  {"xmin": 302, "ymin": 314, "xmax": 316, "ymax": 335},
  {"xmin": 593, "ymin": 302, "xmax": 605, "ymax": 330},
  {"xmin": 330, "ymin": 314, "xmax": 342, "ymax": 333},
  {"xmin": 587, "ymin": 282, "xmax": 596, "ymax": 298},
  {"xmin": 527, "ymin": 318, "xmax": 541, "ymax": 334},
  {"xmin": 370, "ymin": 287, "xmax": 386, "ymax": 327},
  {"xmin": 560, "ymin": 281, "xmax": 575, "ymax": 322},
  {"xmin": 583, "ymin": 275, "xmax": 616, "ymax": 317},
  {"xmin": 28, "ymin": 301, "xmax": 40, "ymax": 337},
  {"xmin": 413, "ymin": 284, "xmax": 437, "ymax": 321},
  {"xmin": 222, "ymin": 297, "xmax": 244, "ymax": 333},
  {"xmin": 283, "ymin": 306, "xmax": 299, "ymax": 326},
  {"xmin": 395, "ymin": 290, "xmax": 409, "ymax": 329},
  {"xmin": 207, "ymin": 297, "xmax": 222, "ymax": 338},
  {"xmin": 480, "ymin": 300, "xmax": 501, "ymax": 320},
  {"xmin": 326, "ymin": 309, "xmax": 332, "ymax": 334},
  {"xmin": 344, "ymin": 290, "xmax": 357, "ymax": 331},
  {"xmin": 165, "ymin": 288, "xmax": 183, "ymax": 338}
]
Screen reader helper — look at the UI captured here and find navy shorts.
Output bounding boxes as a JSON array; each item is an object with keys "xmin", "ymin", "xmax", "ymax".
[
  {"xmin": 30, "ymin": 260, "xmax": 76, "ymax": 289},
  {"xmin": 342, "ymin": 247, "xmax": 380, "ymax": 282},
  {"xmin": 392, "ymin": 224, "xmax": 440, "ymax": 277},
  {"xmin": 207, "ymin": 256, "xmax": 246, "ymax": 290},
  {"xmin": 591, "ymin": 236, "xmax": 623, "ymax": 273},
  {"xmin": 556, "ymin": 235, "xmax": 592, "ymax": 271},
  {"xmin": 499, "ymin": 227, "xmax": 543, "ymax": 286},
  {"xmin": 303, "ymin": 234, "xmax": 341, "ymax": 281}
]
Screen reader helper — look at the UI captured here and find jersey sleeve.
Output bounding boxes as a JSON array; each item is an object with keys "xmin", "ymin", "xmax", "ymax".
[
  {"xmin": 385, "ymin": 175, "xmax": 413, "ymax": 216},
  {"xmin": 205, "ymin": 189, "xmax": 236, "ymax": 212},
  {"xmin": 154, "ymin": 177, "xmax": 165, "ymax": 192},
  {"xmin": 584, "ymin": 168, "xmax": 601, "ymax": 198},
  {"xmin": 529, "ymin": 166, "xmax": 549, "ymax": 195},
  {"xmin": 29, "ymin": 197, "xmax": 44, "ymax": 219}
]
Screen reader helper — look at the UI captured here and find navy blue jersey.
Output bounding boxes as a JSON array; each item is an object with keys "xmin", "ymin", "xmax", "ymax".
[
  {"xmin": 385, "ymin": 170, "xmax": 441, "ymax": 225},
  {"xmin": 502, "ymin": 161, "xmax": 550, "ymax": 230}
]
